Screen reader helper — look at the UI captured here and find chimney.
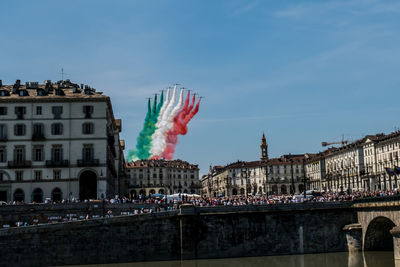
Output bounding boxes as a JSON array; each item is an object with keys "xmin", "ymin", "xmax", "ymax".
[{"xmin": 12, "ymin": 79, "xmax": 21, "ymax": 94}]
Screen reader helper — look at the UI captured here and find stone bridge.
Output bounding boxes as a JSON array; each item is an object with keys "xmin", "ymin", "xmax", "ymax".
[
  {"xmin": 343, "ymin": 196, "xmax": 400, "ymax": 261},
  {"xmin": 0, "ymin": 199, "xmax": 400, "ymax": 266}
]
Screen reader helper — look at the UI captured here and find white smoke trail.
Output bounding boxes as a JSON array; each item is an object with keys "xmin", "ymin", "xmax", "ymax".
[
  {"xmin": 157, "ymin": 89, "xmax": 183, "ymax": 156},
  {"xmin": 150, "ymin": 85, "xmax": 177, "ymax": 157},
  {"xmin": 156, "ymin": 89, "xmax": 185, "ymax": 155},
  {"xmin": 155, "ymin": 88, "xmax": 170, "ymax": 128}
]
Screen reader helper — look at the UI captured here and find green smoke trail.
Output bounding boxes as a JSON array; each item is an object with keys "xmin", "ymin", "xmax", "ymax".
[
  {"xmin": 156, "ymin": 91, "xmax": 164, "ymax": 114},
  {"xmin": 128, "ymin": 93, "xmax": 164, "ymax": 161}
]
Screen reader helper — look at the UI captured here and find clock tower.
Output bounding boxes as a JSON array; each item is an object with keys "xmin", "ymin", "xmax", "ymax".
[{"xmin": 260, "ymin": 133, "xmax": 268, "ymax": 160}]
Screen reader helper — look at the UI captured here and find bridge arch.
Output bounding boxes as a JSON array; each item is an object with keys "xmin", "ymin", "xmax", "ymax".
[{"xmin": 364, "ymin": 216, "xmax": 395, "ymax": 251}]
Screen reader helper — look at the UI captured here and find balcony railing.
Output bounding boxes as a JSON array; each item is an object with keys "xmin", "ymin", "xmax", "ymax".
[
  {"xmin": 32, "ymin": 133, "xmax": 45, "ymax": 141},
  {"xmin": 77, "ymin": 159, "xmax": 100, "ymax": 167},
  {"xmin": 8, "ymin": 160, "xmax": 32, "ymax": 168},
  {"xmin": 46, "ymin": 160, "xmax": 69, "ymax": 167}
]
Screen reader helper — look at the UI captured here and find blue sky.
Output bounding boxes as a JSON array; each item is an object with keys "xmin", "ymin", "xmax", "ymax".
[{"xmin": 1, "ymin": 0, "xmax": 400, "ymax": 175}]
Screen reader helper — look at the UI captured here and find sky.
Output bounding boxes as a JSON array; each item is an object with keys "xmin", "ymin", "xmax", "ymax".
[{"xmin": 1, "ymin": 0, "xmax": 400, "ymax": 175}]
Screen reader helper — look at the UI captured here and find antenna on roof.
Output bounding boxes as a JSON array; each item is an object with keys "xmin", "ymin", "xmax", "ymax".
[{"xmin": 59, "ymin": 68, "xmax": 68, "ymax": 80}]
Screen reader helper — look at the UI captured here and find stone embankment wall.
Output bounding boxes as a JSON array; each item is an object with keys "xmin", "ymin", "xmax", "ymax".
[{"xmin": 0, "ymin": 202, "xmax": 357, "ymax": 266}]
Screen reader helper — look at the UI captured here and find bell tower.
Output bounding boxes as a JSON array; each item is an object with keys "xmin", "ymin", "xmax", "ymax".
[{"xmin": 260, "ymin": 133, "xmax": 268, "ymax": 160}]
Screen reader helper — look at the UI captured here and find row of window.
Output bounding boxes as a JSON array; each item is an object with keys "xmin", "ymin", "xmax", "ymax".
[
  {"xmin": 0, "ymin": 105, "xmax": 94, "ymax": 118},
  {"xmin": 0, "ymin": 170, "xmax": 62, "ymax": 182},
  {"xmin": 131, "ymin": 173, "xmax": 196, "ymax": 179},
  {"xmin": 0, "ymin": 144, "xmax": 95, "ymax": 162},
  {"xmin": 0, "ymin": 122, "xmax": 94, "ymax": 138},
  {"xmin": 131, "ymin": 169, "xmax": 195, "ymax": 173}
]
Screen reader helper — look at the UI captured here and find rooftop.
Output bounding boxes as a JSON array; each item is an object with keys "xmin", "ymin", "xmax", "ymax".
[
  {"xmin": 0, "ymin": 79, "xmax": 108, "ymax": 101},
  {"xmin": 126, "ymin": 159, "xmax": 199, "ymax": 170}
]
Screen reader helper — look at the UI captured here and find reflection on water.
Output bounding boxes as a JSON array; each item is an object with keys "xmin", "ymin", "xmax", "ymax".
[{"xmin": 73, "ymin": 251, "xmax": 395, "ymax": 267}]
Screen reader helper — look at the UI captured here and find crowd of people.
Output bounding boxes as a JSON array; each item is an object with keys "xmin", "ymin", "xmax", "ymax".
[
  {"xmin": 6, "ymin": 189, "xmax": 400, "ymax": 207},
  {"xmin": 2, "ymin": 189, "xmax": 398, "ymax": 228},
  {"xmin": 185, "ymin": 189, "xmax": 400, "ymax": 206}
]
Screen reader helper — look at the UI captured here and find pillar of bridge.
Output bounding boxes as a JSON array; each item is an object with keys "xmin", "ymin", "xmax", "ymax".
[
  {"xmin": 390, "ymin": 226, "xmax": 400, "ymax": 260},
  {"xmin": 343, "ymin": 223, "xmax": 363, "ymax": 252}
]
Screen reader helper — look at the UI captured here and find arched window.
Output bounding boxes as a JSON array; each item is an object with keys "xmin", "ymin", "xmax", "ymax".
[
  {"xmin": 232, "ymin": 188, "xmax": 238, "ymax": 195},
  {"xmin": 280, "ymin": 185, "xmax": 287, "ymax": 194},
  {"xmin": 31, "ymin": 188, "xmax": 43, "ymax": 203},
  {"xmin": 52, "ymin": 188, "xmax": 62, "ymax": 202}
]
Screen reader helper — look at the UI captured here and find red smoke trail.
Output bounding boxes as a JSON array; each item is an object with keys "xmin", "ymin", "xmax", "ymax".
[{"xmin": 162, "ymin": 93, "xmax": 200, "ymax": 160}]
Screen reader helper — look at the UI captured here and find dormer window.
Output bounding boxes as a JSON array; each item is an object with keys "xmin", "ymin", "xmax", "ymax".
[
  {"xmin": 18, "ymin": 90, "xmax": 29, "ymax": 96},
  {"xmin": 55, "ymin": 89, "xmax": 64, "ymax": 96},
  {"xmin": 0, "ymin": 90, "xmax": 9, "ymax": 96},
  {"xmin": 37, "ymin": 89, "xmax": 46, "ymax": 96}
]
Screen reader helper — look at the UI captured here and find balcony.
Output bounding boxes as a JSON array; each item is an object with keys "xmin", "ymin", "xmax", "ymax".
[
  {"xmin": 77, "ymin": 159, "xmax": 100, "ymax": 167},
  {"xmin": 8, "ymin": 160, "xmax": 32, "ymax": 168},
  {"xmin": 32, "ymin": 133, "xmax": 45, "ymax": 141},
  {"xmin": 46, "ymin": 160, "xmax": 69, "ymax": 167}
]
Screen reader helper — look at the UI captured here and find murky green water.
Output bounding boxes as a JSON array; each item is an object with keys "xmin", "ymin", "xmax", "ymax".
[{"xmin": 74, "ymin": 251, "xmax": 395, "ymax": 267}]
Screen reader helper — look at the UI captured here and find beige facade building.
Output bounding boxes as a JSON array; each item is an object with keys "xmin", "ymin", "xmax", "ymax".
[
  {"xmin": 126, "ymin": 159, "xmax": 200, "ymax": 196},
  {"xmin": 304, "ymin": 149, "xmax": 337, "ymax": 192},
  {"xmin": 362, "ymin": 132, "xmax": 400, "ymax": 191},
  {"xmin": 324, "ymin": 140, "xmax": 365, "ymax": 192},
  {"xmin": 0, "ymin": 79, "xmax": 125, "ymax": 203},
  {"xmin": 202, "ymin": 134, "xmax": 309, "ymax": 197}
]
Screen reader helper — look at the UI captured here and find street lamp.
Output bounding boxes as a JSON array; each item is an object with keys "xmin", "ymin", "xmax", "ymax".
[
  {"xmin": 290, "ymin": 159, "xmax": 295, "ymax": 195},
  {"xmin": 302, "ymin": 161, "xmax": 307, "ymax": 200},
  {"xmin": 246, "ymin": 168, "xmax": 250, "ymax": 197}
]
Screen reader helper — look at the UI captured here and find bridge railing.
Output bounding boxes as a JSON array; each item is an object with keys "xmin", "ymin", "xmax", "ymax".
[
  {"xmin": 194, "ymin": 201, "xmax": 354, "ymax": 214},
  {"xmin": 352, "ymin": 195, "xmax": 400, "ymax": 204}
]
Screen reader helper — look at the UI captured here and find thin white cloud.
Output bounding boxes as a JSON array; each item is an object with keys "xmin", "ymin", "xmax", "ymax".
[
  {"xmin": 275, "ymin": 0, "xmax": 400, "ymax": 19},
  {"xmin": 225, "ymin": 0, "xmax": 260, "ymax": 16}
]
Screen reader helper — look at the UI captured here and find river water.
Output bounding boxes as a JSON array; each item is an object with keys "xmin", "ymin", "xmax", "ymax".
[{"xmin": 75, "ymin": 251, "xmax": 395, "ymax": 267}]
